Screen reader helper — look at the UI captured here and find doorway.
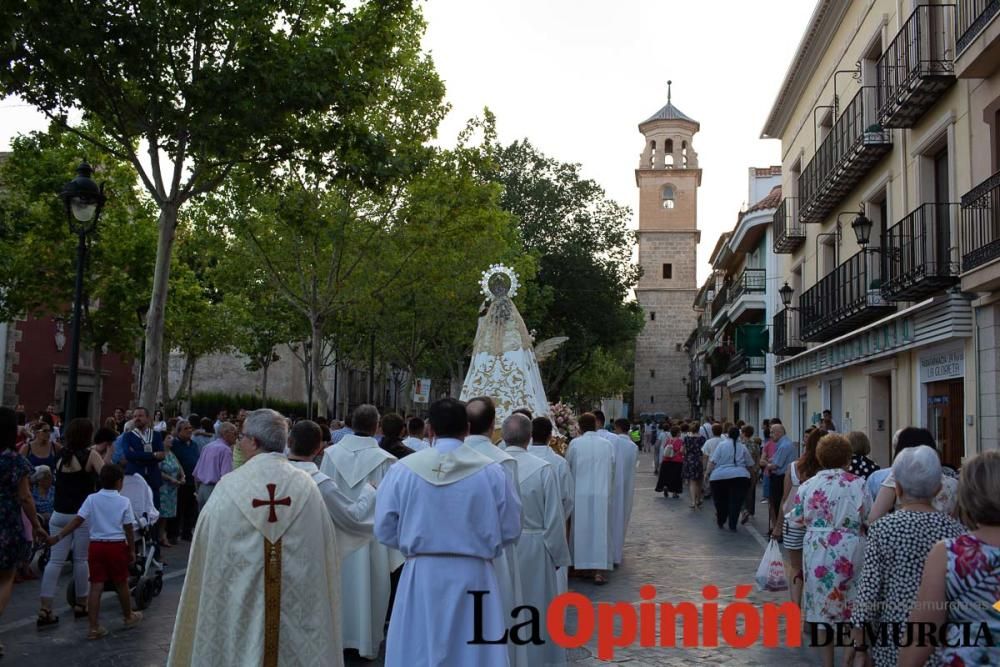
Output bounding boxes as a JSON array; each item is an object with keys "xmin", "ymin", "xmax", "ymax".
[
  {"xmin": 868, "ymin": 375, "xmax": 892, "ymax": 465},
  {"xmin": 796, "ymin": 387, "xmax": 809, "ymax": 445},
  {"xmin": 826, "ymin": 379, "xmax": 843, "ymax": 432},
  {"xmin": 926, "ymin": 380, "xmax": 964, "ymax": 468}
]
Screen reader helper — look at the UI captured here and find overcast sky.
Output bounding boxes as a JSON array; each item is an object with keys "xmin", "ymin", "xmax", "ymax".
[{"xmin": 0, "ymin": 0, "xmax": 816, "ymax": 284}]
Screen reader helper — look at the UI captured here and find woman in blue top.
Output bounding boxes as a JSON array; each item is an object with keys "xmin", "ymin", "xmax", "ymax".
[{"xmin": 705, "ymin": 427, "xmax": 753, "ymax": 531}]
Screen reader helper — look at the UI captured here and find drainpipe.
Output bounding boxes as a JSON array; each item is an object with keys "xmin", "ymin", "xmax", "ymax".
[{"xmin": 973, "ymin": 305, "xmax": 982, "ymax": 457}]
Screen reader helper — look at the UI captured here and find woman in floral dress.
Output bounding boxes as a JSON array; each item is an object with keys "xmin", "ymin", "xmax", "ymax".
[
  {"xmin": 681, "ymin": 422, "xmax": 705, "ymax": 509},
  {"xmin": 787, "ymin": 433, "xmax": 870, "ymax": 667},
  {"xmin": 901, "ymin": 450, "xmax": 1000, "ymax": 667},
  {"xmin": 0, "ymin": 407, "xmax": 46, "ymax": 658},
  {"xmin": 158, "ymin": 436, "xmax": 184, "ymax": 548}
]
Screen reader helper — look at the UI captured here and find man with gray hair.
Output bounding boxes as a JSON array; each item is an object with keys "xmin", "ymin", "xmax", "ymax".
[
  {"xmin": 192, "ymin": 421, "xmax": 236, "ymax": 508},
  {"xmin": 320, "ymin": 404, "xmax": 402, "ymax": 660},
  {"xmin": 169, "ymin": 409, "xmax": 348, "ymax": 666},
  {"xmin": 502, "ymin": 413, "xmax": 571, "ymax": 667}
]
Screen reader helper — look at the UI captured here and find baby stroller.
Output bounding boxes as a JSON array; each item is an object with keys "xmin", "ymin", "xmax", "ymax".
[{"xmin": 66, "ymin": 512, "xmax": 163, "ymax": 610}]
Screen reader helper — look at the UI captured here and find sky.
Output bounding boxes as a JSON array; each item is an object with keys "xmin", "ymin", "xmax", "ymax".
[{"xmin": 0, "ymin": 0, "xmax": 817, "ymax": 284}]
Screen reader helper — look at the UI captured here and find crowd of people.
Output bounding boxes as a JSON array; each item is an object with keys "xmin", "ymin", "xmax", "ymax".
[
  {"xmin": 2, "ymin": 397, "xmax": 999, "ymax": 665},
  {"xmin": 644, "ymin": 413, "xmax": 1000, "ymax": 667},
  {"xmin": 0, "ymin": 399, "xmax": 639, "ymax": 666}
]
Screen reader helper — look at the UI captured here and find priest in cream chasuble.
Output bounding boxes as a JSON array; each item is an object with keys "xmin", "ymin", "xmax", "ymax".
[{"xmin": 168, "ymin": 410, "xmax": 344, "ymax": 667}]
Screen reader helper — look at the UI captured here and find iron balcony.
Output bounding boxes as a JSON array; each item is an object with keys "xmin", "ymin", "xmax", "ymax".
[
  {"xmin": 710, "ymin": 280, "xmax": 730, "ymax": 325},
  {"xmin": 800, "ymin": 248, "xmax": 896, "ymax": 342},
  {"xmin": 877, "ymin": 4, "xmax": 956, "ymax": 129},
  {"xmin": 961, "ymin": 169, "xmax": 1000, "ymax": 272},
  {"xmin": 957, "ymin": 0, "xmax": 1000, "ymax": 54},
  {"xmin": 773, "ymin": 197, "xmax": 806, "ymax": 253},
  {"xmin": 799, "ymin": 87, "xmax": 892, "ymax": 224},
  {"xmin": 772, "ymin": 308, "xmax": 806, "ymax": 357},
  {"xmin": 882, "ymin": 202, "xmax": 960, "ymax": 301}
]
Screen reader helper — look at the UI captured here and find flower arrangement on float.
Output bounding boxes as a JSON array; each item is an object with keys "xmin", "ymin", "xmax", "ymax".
[{"xmin": 548, "ymin": 402, "xmax": 577, "ymax": 456}]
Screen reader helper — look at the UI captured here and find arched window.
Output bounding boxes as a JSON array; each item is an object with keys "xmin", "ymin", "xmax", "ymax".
[
  {"xmin": 664, "ymin": 139, "xmax": 674, "ymax": 167},
  {"xmin": 682, "ymin": 140, "xmax": 689, "ymax": 167},
  {"xmin": 649, "ymin": 140, "xmax": 656, "ymax": 168},
  {"xmin": 662, "ymin": 185, "xmax": 675, "ymax": 209}
]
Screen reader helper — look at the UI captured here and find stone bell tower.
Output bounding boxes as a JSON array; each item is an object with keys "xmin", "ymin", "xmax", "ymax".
[{"xmin": 633, "ymin": 82, "xmax": 701, "ymax": 418}]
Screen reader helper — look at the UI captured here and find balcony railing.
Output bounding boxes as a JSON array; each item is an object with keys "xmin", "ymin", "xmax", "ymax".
[
  {"xmin": 731, "ymin": 268, "xmax": 766, "ymax": 299},
  {"xmin": 800, "ymin": 249, "xmax": 896, "ymax": 342},
  {"xmin": 772, "ymin": 308, "xmax": 806, "ymax": 356},
  {"xmin": 773, "ymin": 197, "xmax": 806, "ymax": 253},
  {"xmin": 727, "ymin": 351, "xmax": 766, "ymax": 377},
  {"xmin": 800, "ymin": 87, "xmax": 892, "ymax": 224},
  {"xmin": 958, "ymin": 0, "xmax": 1000, "ymax": 53},
  {"xmin": 961, "ymin": 169, "xmax": 1000, "ymax": 272},
  {"xmin": 710, "ymin": 281, "xmax": 730, "ymax": 322},
  {"xmin": 882, "ymin": 202, "xmax": 960, "ymax": 300},
  {"xmin": 877, "ymin": 5, "xmax": 956, "ymax": 128}
]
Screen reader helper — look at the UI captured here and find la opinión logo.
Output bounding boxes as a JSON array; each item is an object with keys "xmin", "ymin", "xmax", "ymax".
[
  {"xmin": 467, "ymin": 586, "xmax": 999, "ymax": 660},
  {"xmin": 468, "ymin": 584, "xmax": 799, "ymax": 659}
]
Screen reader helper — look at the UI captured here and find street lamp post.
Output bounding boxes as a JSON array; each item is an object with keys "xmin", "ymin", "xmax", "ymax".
[
  {"xmin": 390, "ymin": 364, "xmax": 403, "ymax": 412},
  {"xmin": 60, "ymin": 162, "xmax": 105, "ymax": 423}
]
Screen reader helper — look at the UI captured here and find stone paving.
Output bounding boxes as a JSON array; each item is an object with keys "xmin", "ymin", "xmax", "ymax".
[{"xmin": 0, "ymin": 450, "xmax": 826, "ymax": 665}]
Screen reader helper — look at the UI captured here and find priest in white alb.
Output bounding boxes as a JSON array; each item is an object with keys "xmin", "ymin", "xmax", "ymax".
[
  {"xmin": 286, "ymin": 419, "xmax": 375, "ymax": 561},
  {"xmin": 503, "ymin": 413, "xmax": 571, "ymax": 667},
  {"xmin": 609, "ymin": 415, "xmax": 638, "ymax": 566},
  {"xmin": 565, "ymin": 412, "xmax": 615, "ymax": 584},
  {"xmin": 320, "ymin": 404, "xmax": 403, "ymax": 659},
  {"xmin": 464, "ymin": 396, "xmax": 528, "ymax": 667},
  {"xmin": 375, "ymin": 397, "xmax": 522, "ymax": 667},
  {"xmin": 168, "ymin": 409, "xmax": 344, "ymax": 667},
  {"xmin": 529, "ymin": 415, "xmax": 574, "ymax": 593}
]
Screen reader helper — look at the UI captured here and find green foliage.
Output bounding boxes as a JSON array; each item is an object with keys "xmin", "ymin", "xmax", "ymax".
[
  {"xmin": 562, "ymin": 345, "xmax": 634, "ymax": 410},
  {"xmin": 486, "ymin": 133, "xmax": 642, "ymax": 399},
  {"xmin": 0, "ymin": 121, "xmax": 157, "ymax": 355},
  {"xmin": 189, "ymin": 392, "xmax": 316, "ymax": 421}
]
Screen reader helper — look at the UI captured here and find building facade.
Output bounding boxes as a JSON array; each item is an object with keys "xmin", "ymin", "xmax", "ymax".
[
  {"xmin": 762, "ymin": 0, "xmax": 994, "ymax": 465},
  {"xmin": 1, "ymin": 314, "xmax": 135, "ymax": 423},
  {"xmin": 687, "ymin": 168, "xmax": 782, "ymax": 429},
  {"xmin": 633, "ymin": 86, "xmax": 702, "ymax": 419}
]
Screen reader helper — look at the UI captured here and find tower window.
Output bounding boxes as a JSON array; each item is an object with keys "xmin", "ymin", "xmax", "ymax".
[
  {"xmin": 650, "ymin": 369, "xmax": 655, "ymax": 378},
  {"xmin": 661, "ymin": 186, "xmax": 675, "ymax": 209},
  {"xmin": 664, "ymin": 139, "xmax": 674, "ymax": 167},
  {"xmin": 650, "ymin": 311, "xmax": 656, "ymax": 321},
  {"xmin": 662, "ymin": 263, "xmax": 672, "ymax": 279},
  {"xmin": 650, "ymin": 395, "xmax": 655, "ymax": 404}
]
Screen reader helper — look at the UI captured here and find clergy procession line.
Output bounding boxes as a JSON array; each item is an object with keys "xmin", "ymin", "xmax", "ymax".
[{"xmin": 154, "ymin": 397, "xmax": 638, "ymax": 666}]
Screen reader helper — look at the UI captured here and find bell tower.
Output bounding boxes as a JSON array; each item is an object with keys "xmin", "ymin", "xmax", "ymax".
[{"xmin": 633, "ymin": 82, "xmax": 701, "ymax": 418}]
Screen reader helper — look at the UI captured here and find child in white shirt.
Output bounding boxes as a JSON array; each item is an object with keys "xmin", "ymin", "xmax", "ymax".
[{"xmin": 48, "ymin": 465, "xmax": 143, "ymax": 639}]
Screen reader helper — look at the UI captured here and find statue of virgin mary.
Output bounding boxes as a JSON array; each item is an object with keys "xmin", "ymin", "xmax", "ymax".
[{"xmin": 460, "ymin": 265, "xmax": 564, "ymax": 428}]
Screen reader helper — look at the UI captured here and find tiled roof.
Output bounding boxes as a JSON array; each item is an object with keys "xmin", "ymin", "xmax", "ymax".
[
  {"xmin": 746, "ymin": 185, "xmax": 782, "ymax": 213},
  {"xmin": 641, "ymin": 101, "xmax": 698, "ymax": 126}
]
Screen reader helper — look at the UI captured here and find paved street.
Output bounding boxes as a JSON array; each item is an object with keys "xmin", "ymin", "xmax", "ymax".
[{"xmin": 0, "ymin": 451, "xmax": 819, "ymax": 665}]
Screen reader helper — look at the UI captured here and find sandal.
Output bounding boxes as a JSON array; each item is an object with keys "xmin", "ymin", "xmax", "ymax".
[
  {"xmin": 73, "ymin": 604, "xmax": 88, "ymax": 619},
  {"xmin": 593, "ymin": 573, "xmax": 608, "ymax": 585},
  {"xmin": 87, "ymin": 626, "xmax": 109, "ymax": 640},
  {"xmin": 123, "ymin": 611, "xmax": 143, "ymax": 629},
  {"xmin": 36, "ymin": 608, "xmax": 59, "ymax": 629}
]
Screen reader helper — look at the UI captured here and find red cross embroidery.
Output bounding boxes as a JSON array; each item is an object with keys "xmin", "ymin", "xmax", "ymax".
[{"xmin": 252, "ymin": 483, "xmax": 291, "ymax": 523}]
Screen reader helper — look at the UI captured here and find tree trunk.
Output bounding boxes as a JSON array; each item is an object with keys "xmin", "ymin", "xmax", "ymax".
[
  {"xmin": 178, "ymin": 354, "xmax": 198, "ymax": 414},
  {"xmin": 261, "ymin": 359, "xmax": 271, "ymax": 408},
  {"xmin": 159, "ymin": 346, "xmax": 171, "ymax": 411},
  {"xmin": 139, "ymin": 204, "xmax": 179, "ymax": 409},
  {"xmin": 310, "ymin": 319, "xmax": 329, "ymax": 417},
  {"xmin": 186, "ymin": 356, "xmax": 196, "ymax": 414}
]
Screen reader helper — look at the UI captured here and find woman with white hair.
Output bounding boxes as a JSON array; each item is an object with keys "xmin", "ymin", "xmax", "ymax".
[
  {"xmin": 868, "ymin": 427, "xmax": 958, "ymax": 524},
  {"xmin": 848, "ymin": 446, "xmax": 966, "ymax": 667}
]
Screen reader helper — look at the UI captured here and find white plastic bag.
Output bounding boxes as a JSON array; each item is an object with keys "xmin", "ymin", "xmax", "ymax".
[{"xmin": 755, "ymin": 539, "xmax": 788, "ymax": 592}]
